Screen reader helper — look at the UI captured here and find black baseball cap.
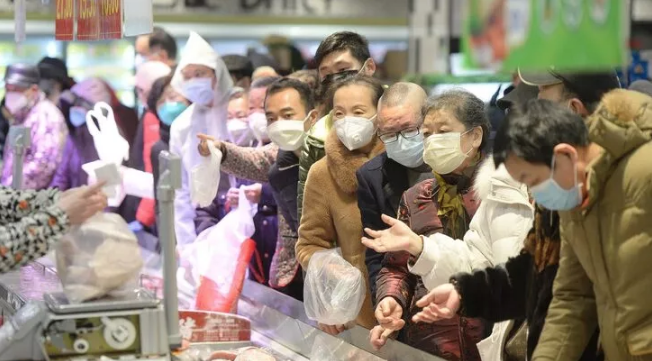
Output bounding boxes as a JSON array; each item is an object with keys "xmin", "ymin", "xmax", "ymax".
[
  {"xmin": 222, "ymin": 54, "xmax": 254, "ymax": 78},
  {"xmin": 496, "ymin": 82, "xmax": 539, "ymax": 111},
  {"xmin": 518, "ymin": 67, "xmax": 621, "ymax": 105},
  {"xmin": 38, "ymin": 57, "xmax": 74, "ymax": 90},
  {"xmin": 628, "ymin": 80, "xmax": 652, "ymax": 97}
]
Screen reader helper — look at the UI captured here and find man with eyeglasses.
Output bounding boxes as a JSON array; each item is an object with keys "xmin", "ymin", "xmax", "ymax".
[{"xmin": 356, "ymin": 82, "xmax": 430, "ymax": 311}]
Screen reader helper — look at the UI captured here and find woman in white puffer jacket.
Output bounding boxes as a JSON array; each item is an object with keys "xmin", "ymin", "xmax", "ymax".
[{"xmin": 363, "ymin": 156, "xmax": 533, "ymax": 360}]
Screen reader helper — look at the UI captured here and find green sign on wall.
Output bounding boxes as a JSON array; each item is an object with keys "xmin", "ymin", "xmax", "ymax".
[{"xmin": 464, "ymin": 0, "xmax": 626, "ymax": 71}]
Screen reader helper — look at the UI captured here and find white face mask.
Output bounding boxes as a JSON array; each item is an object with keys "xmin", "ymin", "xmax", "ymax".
[
  {"xmin": 227, "ymin": 118, "xmax": 254, "ymax": 146},
  {"xmin": 423, "ymin": 130, "xmax": 474, "ymax": 174},
  {"xmin": 182, "ymin": 77, "xmax": 214, "ymax": 106},
  {"xmin": 5, "ymin": 91, "xmax": 30, "ymax": 117},
  {"xmin": 248, "ymin": 112, "xmax": 268, "ymax": 142},
  {"xmin": 268, "ymin": 112, "xmax": 312, "ymax": 151},
  {"xmin": 334, "ymin": 115, "xmax": 376, "ymax": 151}
]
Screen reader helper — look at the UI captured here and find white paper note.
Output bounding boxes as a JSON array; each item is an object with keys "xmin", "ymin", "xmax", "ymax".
[{"xmin": 123, "ymin": 0, "xmax": 153, "ymax": 36}]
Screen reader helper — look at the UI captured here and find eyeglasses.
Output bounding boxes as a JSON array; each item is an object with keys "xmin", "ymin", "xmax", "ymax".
[{"xmin": 378, "ymin": 127, "xmax": 421, "ymax": 144}]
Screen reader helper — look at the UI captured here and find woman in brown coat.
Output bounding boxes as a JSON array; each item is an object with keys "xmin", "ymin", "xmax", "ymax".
[
  {"xmin": 296, "ymin": 75, "xmax": 385, "ymax": 333},
  {"xmin": 375, "ymin": 90, "xmax": 491, "ymax": 361}
]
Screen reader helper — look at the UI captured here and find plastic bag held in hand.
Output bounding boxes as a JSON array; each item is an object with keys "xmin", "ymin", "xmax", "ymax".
[
  {"xmin": 304, "ymin": 248, "xmax": 365, "ymax": 326},
  {"xmin": 86, "ymin": 102, "xmax": 130, "ymax": 165},
  {"xmin": 55, "ymin": 213, "xmax": 143, "ymax": 303},
  {"xmin": 179, "ymin": 185, "xmax": 257, "ymax": 312},
  {"xmin": 191, "ymin": 140, "xmax": 222, "ymax": 207}
]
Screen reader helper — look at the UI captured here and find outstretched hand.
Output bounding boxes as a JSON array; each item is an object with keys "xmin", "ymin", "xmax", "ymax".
[
  {"xmin": 412, "ymin": 283, "xmax": 461, "ymax": 324},
  {"xmin": 361, "ymin": 214, "xmax": 423, "ymax": 256}
]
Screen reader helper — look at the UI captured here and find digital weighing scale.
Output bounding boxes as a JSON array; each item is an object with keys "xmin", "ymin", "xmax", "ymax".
[{"xmin": 0, "ymin": 148, "xmax": 184, "ymax": 361}]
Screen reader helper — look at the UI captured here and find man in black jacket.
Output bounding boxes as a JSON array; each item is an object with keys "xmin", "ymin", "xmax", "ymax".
[
  {"xmin": 357, "ymin": 82, "xmax": 429, "ymax": 309},
  {"xmin": 266, "ymin": 78, "xmax": 317, "ymax": 300}
]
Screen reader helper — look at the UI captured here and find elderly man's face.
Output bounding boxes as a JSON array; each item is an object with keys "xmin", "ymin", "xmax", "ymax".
[{"xmin": 376, "ymin": 103, "xmax": 420, "ymax": 138}]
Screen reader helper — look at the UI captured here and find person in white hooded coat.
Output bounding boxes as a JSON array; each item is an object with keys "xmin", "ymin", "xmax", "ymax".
[
  {"xmin": 169, "ymin": 31, "xmax": 233, "ymax": 247},
  {"xmin": 363, "ymin": 157, "xmax": 534, "ymax": 359}
]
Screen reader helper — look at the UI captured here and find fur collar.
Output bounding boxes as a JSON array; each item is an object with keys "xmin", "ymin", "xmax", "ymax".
[
  {"xmin": 325, "ymin": 128, "xmax": 385, "ymax": 194},
  {"xmin": 472, "ymin": 157, "xmax": 497, "ymax": 201},
  {"xmin": 472, "ymin": 156, "xmax": 525, "ymax": 201},
  {"xmin": 588, "ymin": 89, "xmax": 652, "ymax": 159}
]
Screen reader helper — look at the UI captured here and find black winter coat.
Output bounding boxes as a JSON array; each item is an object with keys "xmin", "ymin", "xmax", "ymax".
[
  {"xmin": 452, "ymin": 251, "xmax": 602, "ymax": 361},
  {"xmin": 357, "ymin": 152, "xmax": 431, "ymax": 304}
]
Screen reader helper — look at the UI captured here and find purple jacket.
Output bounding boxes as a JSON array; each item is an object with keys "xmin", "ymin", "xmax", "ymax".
[
  {"xmin": 49, "ymin": 127, "xmax": 100, "ymax": 191},
  {"xmin": 1, "ymin": 96, "xmax": 68, "ymax": 190}
]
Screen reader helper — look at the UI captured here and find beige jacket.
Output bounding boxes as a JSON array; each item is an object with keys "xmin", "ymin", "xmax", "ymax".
[{"xmin": 296, "ymin": 129, "xmax": 384, "ymax": 329}]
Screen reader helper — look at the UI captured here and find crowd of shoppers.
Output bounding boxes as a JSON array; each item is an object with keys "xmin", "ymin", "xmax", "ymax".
[{"xmin": 0, "ymin": 24, "xmax": 651, "ymax": 361}]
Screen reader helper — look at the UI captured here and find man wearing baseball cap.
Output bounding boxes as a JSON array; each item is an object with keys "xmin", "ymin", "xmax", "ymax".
[
  {"xmin": 519, "ymin": 67, "xmax": 621, "ymax": 116},
  {"xmin": 1, "ymin": 63, "xmax": 68, "ymax": 190}
]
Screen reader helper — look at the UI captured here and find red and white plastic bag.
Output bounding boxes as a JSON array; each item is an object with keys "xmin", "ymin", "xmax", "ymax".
[{"xmin": 178, "ymin": 185, "xmax": 258, "ymax": 312}]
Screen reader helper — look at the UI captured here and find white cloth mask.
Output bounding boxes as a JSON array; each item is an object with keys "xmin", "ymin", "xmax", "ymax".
[
  {"xmin": 5, "ymin": 91, "xmax": 30, "ymax": 116},
  {"xmin": 423, "ymin": 130, "xmax": 473, "ymax": 174},
  {"xmin": 268, "ymin": 117, "xmax": 309, "ymax": 151},
  {"xmin": 227, "ymin": 118, "xmax": 254, "ymax": 146},
  {"xmin": 182, "ymin": 77, "xmax": 214, "ymax": 106},
  {"xmin": 334, "ymin": 115, "xmax": 376, "ymax": 151},
  {"xmin": 248, "ymin": 112, "xmax": 268, "ymax": 142}
]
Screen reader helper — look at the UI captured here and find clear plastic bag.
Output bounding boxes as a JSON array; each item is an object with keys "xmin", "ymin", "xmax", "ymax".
[
  {"xmin": 304, "ymin": 248, "xmax": 365, "ymax": 326},
  {"xmin": 55, "ymin": 213, "xmax": 143, "ymax": 303},
  {"xmin": 190, "ymin": 140, "xmax": 222, "ymax": 207},
  {"xmin": 178, "ymin": 185, "xmax": 258, "ymax": 312}
]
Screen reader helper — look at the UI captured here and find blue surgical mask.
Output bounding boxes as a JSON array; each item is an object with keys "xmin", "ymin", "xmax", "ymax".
[
  {"xmin": 385, "ymin": 133, "xmax": 424, "ymax": 168},
  {"xmin": 157, "ymin": 102, "xmax": 188, "ymax": 126},
  {"xmin": 182, "ymin": 77, "xmax": 214, "ymax": 105},
  {"xmin": 530, "ymin": 154, "xmax": 583, "ymax": 211},
  {"xmin": 69, "ymin": 106, "xmax": 87, "ymax": 128}
]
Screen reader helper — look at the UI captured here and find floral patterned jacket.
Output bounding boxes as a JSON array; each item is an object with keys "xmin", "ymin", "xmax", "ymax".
[
  {"xmin": 0, "ymin": 187, "xmax": 69, "ymax": 274},
  {"xmin": 1, "ymin": 96, "xmax": 68, "ymax": 190}
]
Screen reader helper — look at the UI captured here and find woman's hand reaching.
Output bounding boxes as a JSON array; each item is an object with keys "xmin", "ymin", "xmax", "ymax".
[
  {"xmin": 361, "ymin": 214, "xmax": 424, "ymax": 256},
  {"xmin": 57, "ymin": 182, "xmax": 107, "ymax": 225},
  {"xmin": 197, "ymin": 133, "xmax": 223, "ymax": 157},
  {"xmin": 369, "ymin": 297, "xmax": 405, "ymax": 350},
  {"xmin": 412, "ymin": 283, "xmax": 461, "ymax": 324}
]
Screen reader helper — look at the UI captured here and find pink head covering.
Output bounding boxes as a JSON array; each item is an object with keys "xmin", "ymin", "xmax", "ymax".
[
  {"xmin": 135, "ymin": 61, "xmax": 172, "ymax": 95},
  {"xmin": 71, "ymin": 77, "xmax": 112, "ymax": 104}
]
